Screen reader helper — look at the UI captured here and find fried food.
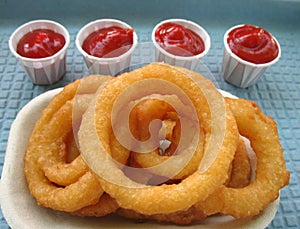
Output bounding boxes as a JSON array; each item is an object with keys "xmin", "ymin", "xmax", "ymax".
[
  {"xmin": 194, "ymin": 98, "xmax": 290, "ymax": 218},
  {"xmin": 24, "ymin": 75, "xmax": 112, "ymax": 212},
  {"xmin": 24, "ymin": 62, "xmax": 289, "ymax": 225},
  {"xmin": 227, "ymin": 137, "xmax": 251, "ymax": 188},
  {"xmin": 78, "ymin": 62, "xmax": 239, "ymax": 214},
  {"xmin": 217, "ymin": 98, "xmax": 290, "ymax": 218},
  {"xmin": 130, "ymin": 97, "xmax": 204, "ymax": 180},
  {"xmin": 115, "ymin": 137, "xmax": 252, "ymax": 225},
  {"xmin": 72, "ymin": 193, "xmax": 119, "ymax": 217},
  {"xmin": 194, "ymin": 137, "xmax": 251, "ymax": 216}
]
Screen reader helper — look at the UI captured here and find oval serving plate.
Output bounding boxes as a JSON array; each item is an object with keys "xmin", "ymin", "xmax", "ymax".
[{"xmin": 0, "ymin": 87, "xmax": 279, "ymax": 229}]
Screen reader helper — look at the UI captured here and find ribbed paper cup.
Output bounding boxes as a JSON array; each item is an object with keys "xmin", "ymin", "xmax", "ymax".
[
  {"xmin": 152, "ymin": 19, "xmax": 211, "ymax": 70},
  {"xmin": 76, "ymin": 19, "xmax": 138, "ymax": 76},
  {"xmin": 9, "ymin": 20, "xmax": 70, "ymax": 85},
  {"xmin": 222, "ymin": 24, "xmax": 281, "ymax": 88}
]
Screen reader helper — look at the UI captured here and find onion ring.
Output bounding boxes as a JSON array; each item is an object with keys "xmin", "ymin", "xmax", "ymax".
[
  {"xmin": 131, "ymin": 96, "xmax": 204, "ymax": 180},
  {"xmin": 40, "ymin": 75, "xmax": 114, "ymax": 187},
  {"xmin": 78, "ymin": 62, "xmax": 239, "ymax": 214},
  {"xmin": 219, "ymin": 98, "xmax": 290, "ymax": 218},
  {"xmin": 24, "ymin": 75, "xmax": 112, "ymax": 212},
  {"xmin": 195, "ymin": 98, "xmax": 290, "ymax": 218}
]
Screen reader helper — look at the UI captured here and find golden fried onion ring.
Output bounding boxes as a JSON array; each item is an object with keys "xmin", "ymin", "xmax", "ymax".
[
  {"xmin": 195, "ymin": 98, "xmax": 290, "ymax": 218},
  {"xmin": 24, "ymin": 75, "xmax": 112, "ymax": 212},
  {"xmin": 219, "ymin": 98, "xmax": 290, "ymax": 217},
  {"xmin": 131, "ymin": 97, "xmax": 204, "ymax": 180},
  {"xmin": 78, "ymin": 63, "xmax": 239, "ymax": 214}
]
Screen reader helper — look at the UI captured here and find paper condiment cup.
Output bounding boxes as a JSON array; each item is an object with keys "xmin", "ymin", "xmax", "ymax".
[
  {"xmin": 9, "ymin": 20, "xmax": 70, "ymax": 85},
  {"xmin": 152, "ymin": 19, "xmax": 211, "ymax": 70},
  {"xmin": 222, "ymin": 24, "xmax": 281, "ymax": 88},
  {"xmin": 76, "ymin": 19, "xmax": 138, "ymax": 76}
]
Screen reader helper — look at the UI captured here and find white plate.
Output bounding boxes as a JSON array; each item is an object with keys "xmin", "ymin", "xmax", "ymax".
[{"xmin": 0, "ymin": 88, "xmax": 279, "ymax": 229}]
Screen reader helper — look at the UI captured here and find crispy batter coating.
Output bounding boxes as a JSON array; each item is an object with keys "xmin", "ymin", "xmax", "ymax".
[
  {"xmin": 24, "ymin": 63, "xmax": 289, "ymax": 224},
  {"xmin": 227, "ymin": 137, "xmax": 251, "ymax": 188},
  {"xmin": 196, "ymin": 98, "xmax": 290, "ymax": 218},
  {"xmin": 24, "ymin": 75, "xmax": 112, "ymax": 212},
  {"xmin": 79, "ymin": 63, "xmax": 239, "ymax": 214},
  {"xmin": 72, "ymin": 194, "xmax": 119, "ymax": 217},
  {"xmin": 131, "ymin": 97, "xmax": 204, "ymax": 180},
  {"xmin": 218, "ymin": 98, "xmax": 290, "ymax": 218}
]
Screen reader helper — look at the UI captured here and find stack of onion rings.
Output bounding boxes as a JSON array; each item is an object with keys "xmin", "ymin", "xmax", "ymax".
[
  {"xmin": 24, "ymin": 62, "xmax": 289, "ymax": 225},
  {"xmin": 78, "ymin": 62, "xmax": 239, "ymax": 215}
]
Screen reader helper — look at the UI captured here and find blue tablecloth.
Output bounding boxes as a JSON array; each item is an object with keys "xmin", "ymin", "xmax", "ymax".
[{"xmin": 1, "ymin": 0, "xmax": 299, "ymax": 228}]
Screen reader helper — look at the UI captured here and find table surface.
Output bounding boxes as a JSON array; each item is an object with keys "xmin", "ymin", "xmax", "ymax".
[{"xmin": 0, "ymin": 0, "xmax": 300, "ymax": 228}]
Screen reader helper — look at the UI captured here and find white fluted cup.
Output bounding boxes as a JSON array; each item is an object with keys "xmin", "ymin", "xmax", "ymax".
[
  {"xmin": 9, "ymin": 20, "xmax": 70, "ymax": 85},
  {"xmin": 152, "ymin": 19, "xmax": 210, "ymax": 70},
  {"xmin": 222, "ymin": 24, "xmax": 281, "ymax": 88},
  {"xmin": 76, "ymin": 19, "xmax": 138, "ymax": 76}
]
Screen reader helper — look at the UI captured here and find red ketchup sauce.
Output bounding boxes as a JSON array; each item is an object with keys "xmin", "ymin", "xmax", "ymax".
[
  {"xmin": 17, "ymin": 29, "xmax": 66, "ymax": 59},
  {"xmin": 82, "ymin": 26, "xmax": 134, "ymax": 58},
  {"xmin": 155, "ymin": 22, "xmax": 205, "ymax": 57},
  {"xmin": 227, "ymin": 24, "xmax": 279, "ymax": 64}
]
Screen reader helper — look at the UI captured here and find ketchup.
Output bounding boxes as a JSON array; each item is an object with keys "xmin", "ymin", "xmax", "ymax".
[
  {"xmin": 17, "ymin": 29, "xmax": 66, "ymax": 58},
  {"xmin": 82, "ymin": 26, "xmax": 134, "ymax": 58},
  {"xmin": 155, "ymin": 22, "xmax": 205, "ymax": 57},
  {"xmin": 227, "ymin": 24, "xmax": 279, "ymax": 64}
]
